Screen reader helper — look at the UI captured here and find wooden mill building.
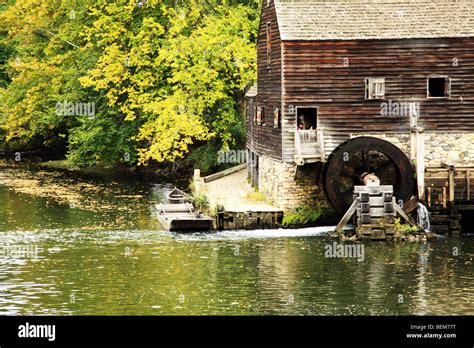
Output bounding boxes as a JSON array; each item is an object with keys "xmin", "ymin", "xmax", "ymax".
[{"xmin": 246, "ymin": 0, "xmax": 474, "ymax": 232}]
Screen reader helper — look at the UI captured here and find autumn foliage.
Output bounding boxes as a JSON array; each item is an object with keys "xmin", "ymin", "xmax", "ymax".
[{"xmin": 0, "ymin": 0, "xmax": 258, "ymax": 170}]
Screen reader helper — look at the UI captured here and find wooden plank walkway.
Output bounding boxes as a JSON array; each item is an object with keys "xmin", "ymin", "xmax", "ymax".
[{"xmin": 203, "ymin": 168, "xmax": 282, "ymax": 213}]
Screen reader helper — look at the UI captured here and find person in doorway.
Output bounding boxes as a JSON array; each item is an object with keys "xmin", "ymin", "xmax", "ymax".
[{"xmin": 297, "ymin": 115, "xmax": 306, "ymax": 130}]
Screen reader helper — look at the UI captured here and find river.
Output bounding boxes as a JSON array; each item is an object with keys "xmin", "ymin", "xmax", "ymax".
[{"xmin": 0, "ymin": 166, "xmax": 472, "ymax": 315}]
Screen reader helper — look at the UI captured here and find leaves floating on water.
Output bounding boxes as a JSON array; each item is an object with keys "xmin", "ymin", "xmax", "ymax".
[{"xmin": 0, "ymin": 168, "xmax": 144, "ymax": 213}]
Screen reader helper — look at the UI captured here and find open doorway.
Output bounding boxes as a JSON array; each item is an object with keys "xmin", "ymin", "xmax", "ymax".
[{"xmin": 296, "ymin": 107, "xmax": 317, "ymax": 130}]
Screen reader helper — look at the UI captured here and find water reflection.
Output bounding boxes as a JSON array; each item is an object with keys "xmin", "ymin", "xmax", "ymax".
[
  {"xmin": 0, "ymin": 169, "xmax": 473, "ymax": 315},
  {"xmin": 0, "ymin": 227, "xmax": 472, "ymax": 316}
]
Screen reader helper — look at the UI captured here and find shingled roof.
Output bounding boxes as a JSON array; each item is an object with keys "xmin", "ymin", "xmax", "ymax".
[{"xmin": 273, "ymin": 0, "xmax": 474, "ymax": 41}]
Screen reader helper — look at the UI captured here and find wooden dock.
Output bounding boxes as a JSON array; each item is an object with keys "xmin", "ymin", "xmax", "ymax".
[{"xmin": 195, "ymin": 165, "xmax": 283, "ymax": 230}]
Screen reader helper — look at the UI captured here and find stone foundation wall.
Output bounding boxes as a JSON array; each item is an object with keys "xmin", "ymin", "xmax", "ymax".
[
  {"xmin": 258, "ymin": 156, "xmax": 330, "ymax": 212},
  {"xmin": 354, "ymin": 133, "xmax": 411, "ymax": 158},
  {"xmin": 355, "ymin": 132, "xmax": 474, "ymax": 168},
  {"xmin": 424, "ymin": 133, "xmax": 474, "ymax": 167}
]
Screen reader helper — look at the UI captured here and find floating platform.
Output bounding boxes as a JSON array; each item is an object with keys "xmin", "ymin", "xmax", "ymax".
[{"xmin": 156, "ymin": 203, "xmax": 213, "ymax": 232}]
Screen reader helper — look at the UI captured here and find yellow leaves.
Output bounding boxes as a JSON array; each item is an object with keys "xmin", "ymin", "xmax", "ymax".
[
  {"xmin": 139, "ymin": 17, "xmax": 165, "ymax": 38},
  {"xmin": 135, "ymin": 92, "xmax": 212, "ymax": 164},
  {"xmin": 78, "ymin": 75, "xmax": 94, "ymax": 88},
  {"xmin": 80, "ymin": 43, "xmax": 130, "ymax": 100},
  {"xmin": 121, "ymin": 105, "xmax": 136, "ymax": 122},
  {"xmin": 106, "ymin": 88, "xmax": 119, "ymax": 106},
  {"xmin": 137, "ymin": 114, "xmax": 210, "ymax": 164}
]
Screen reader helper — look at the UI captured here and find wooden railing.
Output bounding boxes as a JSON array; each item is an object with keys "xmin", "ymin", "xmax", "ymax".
[{"xmin": 294, "ymin": 129, "xmax": 321, "ymax": 163}]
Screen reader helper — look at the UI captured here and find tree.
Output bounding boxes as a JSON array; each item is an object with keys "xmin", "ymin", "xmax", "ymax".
[
  {"xmin": 0, "ymin": 0, "xmax": 97, "ymax": 153},
  {"xmin": 0, "ymin": 0, "xmax": 259, "ymax": 169},
  {"xmin": 81, "ymin": 0, "xmax": 258, "ymax": 166}
]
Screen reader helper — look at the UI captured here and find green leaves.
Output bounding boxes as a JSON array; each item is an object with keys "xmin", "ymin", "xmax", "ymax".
[
  {"xmin": 282, "ymin": 205, "xmax": 324, "ymax": 228},
  {"xmin": 0, "ymin": 0, "xmax": 258, "ymax": 168}
]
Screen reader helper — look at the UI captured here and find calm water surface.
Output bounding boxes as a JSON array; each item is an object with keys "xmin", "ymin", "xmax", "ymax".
[{"xmin": 0, "ymin": 167, "xmax": 472, "ymax": 315}]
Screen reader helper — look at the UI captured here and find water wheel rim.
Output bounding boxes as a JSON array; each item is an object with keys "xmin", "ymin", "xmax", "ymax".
[{"xmin": 323, "ymin": 136, "xmax": 415, "ymax": 214}]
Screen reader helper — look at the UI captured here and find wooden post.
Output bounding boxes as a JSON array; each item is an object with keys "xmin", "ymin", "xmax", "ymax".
[
  {"xmin": 410, "ymin": 129, "xmax": 417, "ymax": 161},
  {"xmin": 448, "ymin": 165, "xmax": 455, "ymax": 205},
  {"xmin": 467, "ymin": 169, "xmax": 471, "ymax": 201},
  {"xmin": 194, "ymin": 169, "xmax": 201, "ymax": 195},
  {"xmin": 427, "ymin": 187, "xmax": 432, "ymax": 209},
  {"xmin": 318, "ymin": 129, "xmax": 325, "ymax": 161},
  {"xmin": 442, "ymin": 187, "xmax": 447, "ymax": 209},
  {"xmin": 409, "ymin": 108, "xmax": 418, "ymax": 160},
  {"xmin": 247, "ymin": 149, "xmax": 251, "ymax": 181},
  {"xmin": 416, "ymin": 129, "xmax": 425, "ymax": 201}
]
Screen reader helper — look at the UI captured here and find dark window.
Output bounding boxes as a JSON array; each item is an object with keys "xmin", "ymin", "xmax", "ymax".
[
  {"xmin": 266, "ymin": 22, "xmax": 272, "ymax": 66},
  {"xmin": 257, "ymin": 106, "xmax": 265, "ymax": 126},
  {"xmin": 461, "ymin": 211, "xmax": 474, "ymax": 234},
  {"xmin": 428, "ymin": 77, "xmax": 450, "ymax": 98},
  {"xmin": 296, "ymin": 107, "xmax": 317, "ymax": 130}
]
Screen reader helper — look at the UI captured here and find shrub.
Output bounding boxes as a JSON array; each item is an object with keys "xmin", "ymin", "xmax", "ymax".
[
  {"xmin": 282, "ymin": 205, "xmax": 323, "ymax": 227},
  {"xmin": 394, "ymin": 218, "xmax": 422, "ymax": 234},
  {"xmin": 192, "ymin": 193, "xmax": 209, "ymax": 211}
]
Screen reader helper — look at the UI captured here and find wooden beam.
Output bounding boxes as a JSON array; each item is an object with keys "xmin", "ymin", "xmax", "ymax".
[
  {"xmin": 410, "ymin": 132, "xmax": 416, "ymax": 160},
  {"xmin": 409, "ymin": 127, "xmax": 417, "ymax": 161},
  {"xmin": 318, "ymin": 129, "xmax": 325, "ymax": 161},
  {"xmin": 335, "ymin": 199, "xmax": 358, "ymax": 233},
  {"xmin": 404, "ymin": 196, "xmax": 419, "ymax": 214},
  {"xmin": 394, "ymin": 203, "xmax": 416, "ymax": 226},
  {"xmin": 203, "ymin": 164, "xmax": 247, "ymax": 183}
]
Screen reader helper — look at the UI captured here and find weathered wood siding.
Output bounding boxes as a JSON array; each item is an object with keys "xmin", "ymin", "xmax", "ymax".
[
  {"xmin": 247, "ymin": 0, "xmax": 282, "ymax": 161},
  {"xmin": 281, "ymin": 38, "xmax": 474, "ymax": 162}
]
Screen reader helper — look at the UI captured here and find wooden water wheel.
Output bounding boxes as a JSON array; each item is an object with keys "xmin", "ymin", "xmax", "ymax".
[{"xmin": 323, "ymin": 136, "xmax": 415, "ymax": 213}]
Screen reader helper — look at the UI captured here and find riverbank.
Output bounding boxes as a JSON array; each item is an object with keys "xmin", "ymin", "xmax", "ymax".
[
  {"xmin": 0, "ymin": 163, "xmax": 145, "ymax": 213},
  {"xmin": 0, "ymin": 158, "xmax": 194, "ymax": 183}
]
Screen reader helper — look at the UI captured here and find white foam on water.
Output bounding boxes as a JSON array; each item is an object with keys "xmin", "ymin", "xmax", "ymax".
[
  {"xmin": 172, "ymin": 225, "xmax": 353, "ymax": 241},
  {"xmin": 220, "ymin": 226, "xmax": 333, "ymax": 238}
]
